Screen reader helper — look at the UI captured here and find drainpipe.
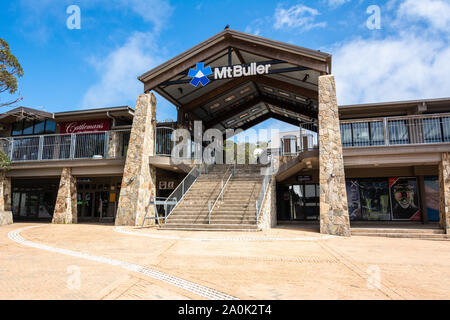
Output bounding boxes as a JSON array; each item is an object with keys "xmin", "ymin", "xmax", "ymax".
[{"xmin": 106, "ymin": 111, "xmax": 116, "ymax": 128}]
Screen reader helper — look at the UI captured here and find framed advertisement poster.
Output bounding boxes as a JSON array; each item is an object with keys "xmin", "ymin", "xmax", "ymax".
[
  {"xmin": 358, "ymin": 179, "xmax": 391, "ymax": 221},
  {"xmin": 389, "ymin": 177, "xmax": 421, "ymax": 220},
  {"xmin": 345, "ymin": 180, "xmax": 361, "ymax": 221}
]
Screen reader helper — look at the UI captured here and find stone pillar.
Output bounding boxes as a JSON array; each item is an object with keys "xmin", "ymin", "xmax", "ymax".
[
  {"xmin": 318, "ymin": 75, "xmax": 351, "ymax": 237},
  {"xmin": 0, "ymin": 171, "xmax": 13, "ymax": 226},
  {"xmin": 52, "ymin": 167, "xmax": 77, "ymax": 224},
  {"xmin": 439, "ymin": 153, "xmax": 450, "ymax": 234},
  {"xmin": 115, "ymin": 93, "xmax": 157, "ymax": 227},
  {"xmin": 107, "ymin": 131, "xmax": 121, "ymax": 158}
]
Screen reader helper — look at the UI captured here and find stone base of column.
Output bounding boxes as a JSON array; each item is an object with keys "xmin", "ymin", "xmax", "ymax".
[
  {"xmin": 318, "ymin": 75, "xmax": 351, "ymax": 237},
  {"xmin": 439, "ymin": 153, "xmax": 450, "ymax": 234},
  {"xmin": 0, "ymin": 211, "xmax": 12, "ymax": 226},
  {"xmin": 52, "ymin": 168, "xmax": 77, "ymax": 224}
]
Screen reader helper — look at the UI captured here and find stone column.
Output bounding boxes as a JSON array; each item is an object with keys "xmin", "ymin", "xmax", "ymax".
[
  {"xmin": 439, "ymin": 153, "xmax": 450, "ymax": 234},
  {"xmin": 318, "ymin": 75, "xmax": 351, "ymax": 237},
  {"xmin": 0, "ymin": 171, "xmax": 13, "ymax": 226},
  {"xmin": 108, "ymin": 131, "xmax": 121, "ymax": 158},
  {"xmin": 52, "ymin": 167, "xmax": 77, "ymax": 224},
  {"xmin": 115, "ymin": 93, "xmax": 157, "ymax": 227}
]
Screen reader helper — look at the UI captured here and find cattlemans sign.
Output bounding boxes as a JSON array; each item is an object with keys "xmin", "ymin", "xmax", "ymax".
[{"xmin": 188, "ymin": 62, "xmax": 272, "ymax": 87}]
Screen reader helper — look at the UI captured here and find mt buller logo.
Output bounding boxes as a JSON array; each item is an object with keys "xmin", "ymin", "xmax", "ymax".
[{"xmin": 188, "ymin": 62, "xmax": 212, "ymax": 87}]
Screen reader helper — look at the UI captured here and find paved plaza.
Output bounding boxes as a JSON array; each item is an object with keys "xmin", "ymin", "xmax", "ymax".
[{"xmin": 0, "ymin": 223, "xmax": 449, "ymax": 300}]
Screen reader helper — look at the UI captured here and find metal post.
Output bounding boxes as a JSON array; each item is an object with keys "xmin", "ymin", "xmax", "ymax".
[
  {"xmin": 37, "ymin": 135, "xmax": 44, "ymax": 161},
  {"xmin": 70, "ymin": 134, "xmax": 76, "ymax": 159},
  {"xmin": 9, "ymin": 138, "xmax": 14, "ymax": 161},
  {"xmin": 383, "ymin": 118, "xmax": 389, "ymax": 146},
  {"xmin": 104, "ymin": 131, "xmax": 110, "ymax": 158}
]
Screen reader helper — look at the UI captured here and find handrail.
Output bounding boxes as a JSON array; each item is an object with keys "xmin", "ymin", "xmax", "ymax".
[
  {"xmin": 207, "ymin": 164, "xmax": 235, "ymax": 224},
  {"xmin": 163, "ymin": 163, "xmax": 207, "ymax": 221},
  {"xmin": 255, "ymin": 158, "xmax": 274, "ymax": 221}
]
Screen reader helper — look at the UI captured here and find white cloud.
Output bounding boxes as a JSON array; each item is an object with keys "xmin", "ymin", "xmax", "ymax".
[
  {"xmin": 333, "ymin": 34, "xmax": 450, "ymax": 104},
  {"xmin": 81, "ymin": 32, "xmax": 163, "ymax": 108},
  {"xmin": 81, "ymin": 0, "xmax": 173, "ymax": 109},
  {"xmin": 327, "ymin": 0, "xmax": 351, "ymax": 8},
  {"xmin": 118, "ymin": 0, "xmax": 173, "ymax": 32},
  {"xmin": 331, "ymin": 0, "xmax": 450, "ymax": 105},
  {"xmin": 397, "ymin": 0, "xmax": 450, "ymax": 32},
  {"xmin": 273, "ymin": 4, "xmax": 326, "ymax": 31}
]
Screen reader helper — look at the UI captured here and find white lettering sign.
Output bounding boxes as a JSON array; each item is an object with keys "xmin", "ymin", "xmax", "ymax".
[{"xmin": 214, "ymin": 63, "xmax": 271, "ymax": 80}]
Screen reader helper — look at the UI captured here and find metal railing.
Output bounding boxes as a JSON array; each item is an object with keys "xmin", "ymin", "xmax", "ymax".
[
  {"xmin": 255, "ymin": 157, "xmax": 274, "ymax": 221},
  {"xmin": 162, "ymin": 162, "xmax": 212, "ymax": 221},
  {"xmin": 0, "ymin": 130, "xmax": 130, "ymax": 162},
  {"xmin": 340, "ymin": 113, "xmax": 450, "ymax": 148},
  {"xmin": 207, "ymin": 164, "xmax": 235, "ymax": 224}
]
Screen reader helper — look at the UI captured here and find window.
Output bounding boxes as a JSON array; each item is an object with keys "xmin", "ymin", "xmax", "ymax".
[
  {"xmin": 33, "ymin": 121, "xmax": 45, "ymax": 135},
  {"xmin": 12, "ymin": 122, "xmax": 23, "ymax": 136},
  {"xmin": 10, "ymin": 119, "xmax": 57, "ymax": 136},
  {"xmin": 340, "ymin": 123, "xmax": 352, "ymax": 147},
  {"xmin": 388, "ymin": 120, "xmax": 409, "ymax": 145},
  {"xmin": 352, "ymin": 122, "xmax": 370, "ymax": 146},
  {"xmin": 442, "ymin": 117, "xmax": 450, "ymax": 142},
  {"xmin": 370, "ymin": 121, "xmax": 385, "ymax": 145},
  {"xmin": 423, "ymin": 118, "xmax": 442, "ymax": 143}
]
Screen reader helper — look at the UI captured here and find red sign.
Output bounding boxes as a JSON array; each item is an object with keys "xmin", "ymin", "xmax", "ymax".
[{"xmin": 60, "ymin": 119, "xmax": 110, "ymax": 134}]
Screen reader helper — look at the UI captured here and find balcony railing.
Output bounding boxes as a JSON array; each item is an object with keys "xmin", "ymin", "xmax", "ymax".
[
  {"xmin": 0, "ymin": 130, "xmax": 130, "ymax": 162},
  {"xmin": 340, "ymin": 113, "xmax": 450, "ymax": 148}
]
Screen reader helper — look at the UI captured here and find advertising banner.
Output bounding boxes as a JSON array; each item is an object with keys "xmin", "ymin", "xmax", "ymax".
[
  {"xmin": 345, "ymin": 180, "xmax": 361, "ymax": 221},
  {"xmin": 389, "ymin": 177, "xmax": 421, "ymax": 220},
  {"xmin": 358, "ymin": 179, "xmax": 391, "ymax": 220}
]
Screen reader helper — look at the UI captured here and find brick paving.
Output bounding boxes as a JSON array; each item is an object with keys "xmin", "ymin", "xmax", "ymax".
[{"xmin": 1, "ymin": 222, "xmax": 449, "ymax": 300}]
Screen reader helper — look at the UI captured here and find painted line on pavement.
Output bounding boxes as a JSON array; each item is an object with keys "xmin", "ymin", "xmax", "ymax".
[
  {"xmin": 114, "ymin": 226, "xmax": 336, "ymax": 241},
  {"xmin": 8, "ymin": 226, "xmax": 238, "ymax": 300}
]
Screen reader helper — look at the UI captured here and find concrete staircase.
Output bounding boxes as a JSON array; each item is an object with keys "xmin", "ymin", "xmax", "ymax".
[
  {"xmin": 160, "ymin": 164, "xmax": 265, "ymax": 231},
  {"xmin": 351, "ymin": 224, "xmax": 449, "ymax": 240}
]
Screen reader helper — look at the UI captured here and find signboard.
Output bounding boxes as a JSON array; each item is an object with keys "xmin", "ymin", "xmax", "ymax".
[
  {"xmin": 60, "ymin": 119, "xmax": 110, "ymax": 134},
  {"xmin": 188, "ymin": 62, "xmax": 272, "ymax": 87},
  {"xmin": 296, "ymin": 175, "xmax": 312, "ymax": 182},
  {"xmin": 345, "ymin": 180, "xmax": 361, "ymax": 221}
]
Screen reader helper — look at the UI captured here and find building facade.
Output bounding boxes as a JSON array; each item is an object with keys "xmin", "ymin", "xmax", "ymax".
[{"xmin": 0, "ymin": 29, "xmax": 448, "ymax": 236}]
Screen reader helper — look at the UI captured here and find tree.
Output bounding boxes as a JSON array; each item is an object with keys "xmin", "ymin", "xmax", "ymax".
[{"xmin": 0, "ymin": 38, "xmax": 24, "ymax": 107}]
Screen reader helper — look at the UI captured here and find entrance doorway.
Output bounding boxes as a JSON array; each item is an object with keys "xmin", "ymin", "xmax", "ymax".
[{"xmin": 76, "ymin": 177, "xmax": 121, "ymax": 222}]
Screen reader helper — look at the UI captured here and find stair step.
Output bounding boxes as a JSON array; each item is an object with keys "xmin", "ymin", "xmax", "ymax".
[
  {"xmin": 351, "ymin": 228, "xmax": 444, "ymax": 234},
  {"xmin": 160, "ymin": 223, "xmax": 259, "ymax": 230},
  {"xmin": 352, "ymin": 232, "xmax": 449, "ymax": 239}
]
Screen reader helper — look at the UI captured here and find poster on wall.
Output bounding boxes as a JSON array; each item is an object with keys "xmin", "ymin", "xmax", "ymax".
[
  {"xmin": 389, "ymin": 177, "xmax": 421, "ymax": 220},
  {"xmin": 345, "ymin": 180, "xmax": 361, "ymax": 220},
  {"xmin": 358, "ymin": 179, "xmax": 391, "ymax": 220},
  {"xmin": 424, "ymin": 176, "xmax": 439, "ymax": 221}
]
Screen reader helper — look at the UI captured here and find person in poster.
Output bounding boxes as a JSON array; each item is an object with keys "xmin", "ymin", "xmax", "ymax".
[{"xmin": 389, "ymin": 178, "xmax": 421, "ymax": 220}]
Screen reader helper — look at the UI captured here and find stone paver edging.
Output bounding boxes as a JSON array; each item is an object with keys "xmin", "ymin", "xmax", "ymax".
[
  {"xmin": 114, "ymin": 226, "xmax": 336, "ymax": 241},
  {"xmin": 8, "ymin": 226, "xmax": 238, "ymax": 300}
]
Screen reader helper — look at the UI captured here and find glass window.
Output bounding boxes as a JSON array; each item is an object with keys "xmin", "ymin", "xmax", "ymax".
[
  {"xmin": 22, "ymin": 121, "xmax": 34, "ymax": 135},
  {"xmin": 442, "ymin": 117, "xmax": 450, "ymax": 142},
  {"xmin": 370, "ymin": 121, "xmax": 385, "ymax": 145},
  {"xmin": 33, "ymin": 121, "xmax": 45, "ymax": 134},
  {"xmin": 12, "ymin": 121, "xmax": 23, "ymax": 136},
  {"xmin": 423, "ymin": 118, "xmax": 442, "ymax": 143},
  {"xmin": 45, "ymin": 120, "xmax": 56, "ymax": 134},
  {"xmin": 388, "ymin": 120, "xmax": 409, "ymax": 145},
  {"xmin": 352, "ymin": 122, "xmax": 370, "ymax": 146},
  {"xmin": 340, "ymin": 123, "xmax": 352, "ymax": 147}
]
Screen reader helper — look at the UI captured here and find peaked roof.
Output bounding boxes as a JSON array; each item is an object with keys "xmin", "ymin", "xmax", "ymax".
[{"xmin": 138, "ymin": 29, "xmax": 332, "ymax": 93}]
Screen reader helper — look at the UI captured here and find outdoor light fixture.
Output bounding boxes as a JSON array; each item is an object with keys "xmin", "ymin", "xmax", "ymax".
[{"xmin": 331, "ymin": 173, "xmax": 336, "ymax": 178}]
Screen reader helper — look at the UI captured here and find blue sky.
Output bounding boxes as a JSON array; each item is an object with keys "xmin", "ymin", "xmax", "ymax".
[{"xmin": 1, "ymin": 0, "xmax": 449, "ymax": 133}]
